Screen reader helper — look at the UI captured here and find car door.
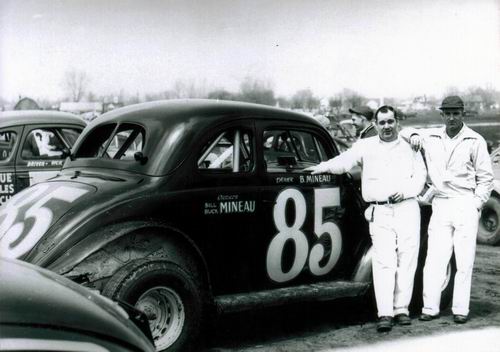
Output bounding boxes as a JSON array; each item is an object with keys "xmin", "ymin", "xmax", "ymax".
[
  {"xmin": 0, "ymin": 127, "xmax": 22, "ymax": 206},
  {"xmin": 189, "ymin": 119, "xmax": 262, "ymax": 295},
  {"xmin": 257, "ymin": 121, "xmax": 347, "ymax": 290},
  {"xmin": 15, "ymin": 125, "xmax": 83, "ymax": 192}
]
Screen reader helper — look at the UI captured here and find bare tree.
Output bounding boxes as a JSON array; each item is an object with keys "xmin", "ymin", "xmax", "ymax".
[
  {"xmin": 62, "ymin": 69, "xmax": 90, "ymax": 102},
  {"xmin": 341, "ymin": 88, "xmax": 364, "ymax": 109},
  {"xmin": 238, "ymin": 76, "xmax": 276, "ymax": 106},
  {"xmin": 291, "ymin": 89, "xmax": 320, "ymax": 111},
  {"xmin": 328, "ymin": 95, "xmax": 343, "ymax": 116}
]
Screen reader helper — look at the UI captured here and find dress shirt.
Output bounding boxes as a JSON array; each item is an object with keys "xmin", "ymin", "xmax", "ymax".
[{"xmin": 313, "ymin": 136, "xmax": 427, "ymax": 203}]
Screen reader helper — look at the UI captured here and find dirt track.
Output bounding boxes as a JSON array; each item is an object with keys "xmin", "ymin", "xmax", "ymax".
[{"xmin": 206, "ymin": 244, "xmax": 500, "ymax": 352}]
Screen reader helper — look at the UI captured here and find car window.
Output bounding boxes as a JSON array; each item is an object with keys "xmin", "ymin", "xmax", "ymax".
[
  {"xmin": 0, "ymin": 131, "xmax": 17, "ymax": 161},
  {"xmin": 60, "ymin": 128, "xmax": 82, "ymax": 146},
  {"xmin": 198, "ymin": 129, "xmax": 254, "ymax": 172},
  {"xmin": 21, "ymin": 128, "xmax": 66, "ymax": 160},
  {"xmin": 75, "ymin": 123, "xmax": 144, "ymax": 161},
  {"xmin": 263, "ymin": 129, "xmax": 328, "ymax": 173},
  {"xmin": 106, "ymin": 128, "xmax": 144, "ymax": 160}
]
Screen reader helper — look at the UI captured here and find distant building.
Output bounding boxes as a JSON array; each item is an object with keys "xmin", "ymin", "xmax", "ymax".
[{"xmin": 14, "ymin": 97, "xmax": 40, "ymax": 110}]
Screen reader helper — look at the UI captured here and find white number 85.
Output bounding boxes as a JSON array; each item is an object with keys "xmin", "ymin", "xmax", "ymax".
[{"xmin": 266, "ymin": 188, "xmax": 342, "ymax": 283}]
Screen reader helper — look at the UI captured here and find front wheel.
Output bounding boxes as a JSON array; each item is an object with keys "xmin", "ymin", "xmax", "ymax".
[{"xmin": 103, "ymin": 259, "xmax": 205, "ymax": 352}]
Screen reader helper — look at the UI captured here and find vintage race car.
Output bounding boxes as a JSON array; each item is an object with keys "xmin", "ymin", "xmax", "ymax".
[
  {"xmin": 0, "ymin": 110, "xmax": 85, "ymax": 206},
  {"xmin": 0, "ymin": 257, "xmax": 155, "ymax": 352},
  {"xmin": 0, "ymin": 100, "xmax": 454, "ymax": 352}
]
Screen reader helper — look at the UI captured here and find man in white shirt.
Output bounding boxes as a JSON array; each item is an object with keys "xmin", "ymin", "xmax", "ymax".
[
  {"xmin": 404, "ymin": 96, "xmax": 493, "ymax": 324},
  {"xmin": 306, "ymin": 105, "xmax": 427, "ymax": 332}
]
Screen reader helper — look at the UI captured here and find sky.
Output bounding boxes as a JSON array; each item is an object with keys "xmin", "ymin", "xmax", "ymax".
[{"xmin": 0, "ymin": 0, "xmax": 499, "ymax": 102}]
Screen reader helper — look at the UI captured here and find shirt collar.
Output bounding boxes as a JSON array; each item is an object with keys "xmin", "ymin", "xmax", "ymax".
[
  {"xmin": 378, "ymin": 134, "xmax": 401, "ymax": 145},
  {"xmin": 441, "ymin": 123, "xmax": 476, "ymax": 140}
]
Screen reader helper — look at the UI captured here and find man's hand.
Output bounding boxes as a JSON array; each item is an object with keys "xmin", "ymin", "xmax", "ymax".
[
  {"xmin": 304, "ymin": 164, "xmax": 329, "ymax": 175},
  {"xmin": 389, "ymin": 192, "xmax": 404, "ymax": 203},
  {"xmin": 410, "ymin": 134, "xmax": 422, "ymax": 152}
]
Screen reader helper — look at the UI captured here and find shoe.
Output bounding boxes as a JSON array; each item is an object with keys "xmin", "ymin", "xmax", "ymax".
[
  {"xmin": 454, "ymin": 315, "xmax": 468, "ymax": 324},
  {"xmin": 377, "ymin": 316, "xmax": 393, "ymax": 332},
  {"xmin": 395, "ymin": 314, "xmax": 411, "ymax": 325},
  {"xmin": 419, "ymin": 313, "xmax": 439, "ymax": 321}
]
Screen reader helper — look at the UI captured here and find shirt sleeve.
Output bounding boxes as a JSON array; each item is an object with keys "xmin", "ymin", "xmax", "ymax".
[
  {"xmin": 472, "ymin": 138, "xmax": 494, "ymax": 209},
  {"xmin": 403, "ymin": 149, "xmax": 428, "ymax": 199},
  {"xmin": 313, "ymin": 140, "xmax": 364, "ymax": 174},
  {"xmin": 399, "ymin": 127, "xmax": 421, "ymax": 143}
]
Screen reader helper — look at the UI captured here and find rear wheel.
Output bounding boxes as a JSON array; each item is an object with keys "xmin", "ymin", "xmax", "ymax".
[
  {"xmin": 103, "ymin": 258, "xmax": 205, "ymax": 352},
  {"xmin": 477, "ymin": 196, "xmax": 500, "ymax": 245}
]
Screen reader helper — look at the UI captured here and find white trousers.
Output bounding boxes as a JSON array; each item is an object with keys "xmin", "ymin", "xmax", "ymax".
[
  {"xmin": 368, "ymin": 199, "xmax": 420, "ymax": 317},
  {"xmin": 422, "ymin": 197, "xmax": 479, "ymax": 316}
]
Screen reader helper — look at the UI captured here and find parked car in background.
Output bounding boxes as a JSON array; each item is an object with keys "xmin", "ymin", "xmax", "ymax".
[
  {"xmin": 477, "ymin": 146, "xmax": 500, "ymax": 245},
  {"xmin": 0, "ymin": 100, "xmax": 454, "ymax": 352},
  {"xmin": 0, "ymin": 110, "xmax": 85, "ymax": 206},
  {"xmin": 0, "ymin": 257, "xmax": 155, "ymax": 352}
]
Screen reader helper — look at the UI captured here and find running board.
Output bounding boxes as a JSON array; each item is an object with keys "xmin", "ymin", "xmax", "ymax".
[{"xmin": 215, "ymin": 281, "xmax": 370, "ymax": 314}]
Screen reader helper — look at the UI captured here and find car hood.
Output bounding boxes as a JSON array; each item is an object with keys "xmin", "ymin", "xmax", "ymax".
[{"xmin": 0, "ymin": 257, "xmax": 154, "ymax": 352}]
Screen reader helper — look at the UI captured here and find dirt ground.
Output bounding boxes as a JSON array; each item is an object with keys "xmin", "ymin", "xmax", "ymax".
[{"xmin": 206, "ymin": 244, "xmax": 500, "ymax": 352}]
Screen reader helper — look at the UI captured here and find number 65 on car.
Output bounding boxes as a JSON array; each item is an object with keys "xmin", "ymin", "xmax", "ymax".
[{"xmin": 0, "ymin": 100, "xmax": 454, "ymax": 352}]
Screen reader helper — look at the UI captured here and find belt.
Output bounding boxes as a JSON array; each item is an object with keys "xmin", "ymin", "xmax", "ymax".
[{"xmin": 368, "ymin": 198, "xmax": 414, "ymax": 205}]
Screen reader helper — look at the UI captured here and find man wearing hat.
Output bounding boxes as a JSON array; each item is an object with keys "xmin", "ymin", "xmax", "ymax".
[
  {"xmin": 404, "ymin": 95, "xmax": 493, "ymax": 324},
  {"xmin": 350, "ymin": 105, "xmax": 377, "ymax": 139}
]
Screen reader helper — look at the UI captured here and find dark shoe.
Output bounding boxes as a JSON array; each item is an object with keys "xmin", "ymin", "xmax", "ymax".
[
  {"xmin": 377, "ymin": 316, "xmax": 393, "ymax": 332},
  {"xmin": 395, "ymin": 314, "xmax": 411, "ymax": 325},
  {"xmin": 419, "ymin": 313, "xmax": 439, "ymax": 321},
  {"xmin": 454, "ymin": 315, "xmax": 468, "ymax": 324}
]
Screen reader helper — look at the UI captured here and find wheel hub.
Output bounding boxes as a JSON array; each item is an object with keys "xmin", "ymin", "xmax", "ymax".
[{"xmin": 136, "ymin": 286, "xmax": 185, "ymax": 350}]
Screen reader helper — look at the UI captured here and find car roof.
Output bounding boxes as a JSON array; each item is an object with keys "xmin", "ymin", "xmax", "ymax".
[
  {"xmin": 69, "ymin": 99, "xmax": 325, "ymax": 176},
  {"xmin": 90, "ymin": 99, "xmax": 320, "ymax": 128},
  {"xmin": 0, "ymin": 110, "xmax": 86, "ymax": 128}
]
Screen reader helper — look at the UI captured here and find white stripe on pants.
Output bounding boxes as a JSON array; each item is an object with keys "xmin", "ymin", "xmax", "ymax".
[
  {"xmin": 422, "ymin": 197, "xmax": 479, "ymax": 316},
  {"xmin": 368, "ymin": 199, "xmax": 420, "ymax": 317}
]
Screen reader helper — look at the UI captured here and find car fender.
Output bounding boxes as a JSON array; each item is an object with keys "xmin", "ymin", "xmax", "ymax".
[
  {"xmin": 48, "ymin": 220, "xmax": 211, "ymax": 291},
  {"xmin": 352, "ymin": 245, "xmax": 373, "ymax": 283}
]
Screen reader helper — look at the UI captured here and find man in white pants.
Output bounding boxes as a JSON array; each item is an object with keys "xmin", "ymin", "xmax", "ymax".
[
  {"xmin": 306, "ymin": 105, "xmax": 426, "ymax": 332},
  {"xmin": 405, "ymin": 95, "xmax": 493, "ymax": 324}
]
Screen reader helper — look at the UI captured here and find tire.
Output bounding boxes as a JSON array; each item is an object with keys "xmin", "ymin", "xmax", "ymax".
[
  {"xmin": 477, "ymin": 196, "xmax": 500, "ymax": 245},
  {"xmin": 103, "ymin": 258, "xmax": 205, "ymax": 352}
]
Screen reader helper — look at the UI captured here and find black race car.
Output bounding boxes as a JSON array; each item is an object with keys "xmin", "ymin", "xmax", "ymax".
[
  {"xmin": 0, "ymin": 110, "xmax": 85, "ymax": 206},
  {"xmin": 0, "ymin": 100, "xmax": 454, "ymax": 351},
  {"xmin": 0, "ymin": 257, "xmax": 155, "ymax": 352}
]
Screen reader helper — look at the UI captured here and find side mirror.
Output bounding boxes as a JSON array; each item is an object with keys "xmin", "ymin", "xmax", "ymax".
[
  {"xmin": 62, "ymin": 148, "xmax": 74, "ymax": 161},
  {"xmin": 134, "ymin": 151, "xmax": 148, "ymax": 165}
]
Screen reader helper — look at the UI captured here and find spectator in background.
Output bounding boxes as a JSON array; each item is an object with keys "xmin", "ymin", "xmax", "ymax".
[{"xmin": 350, "ymin": 106, "xmax": 377, "ymax": 139}]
